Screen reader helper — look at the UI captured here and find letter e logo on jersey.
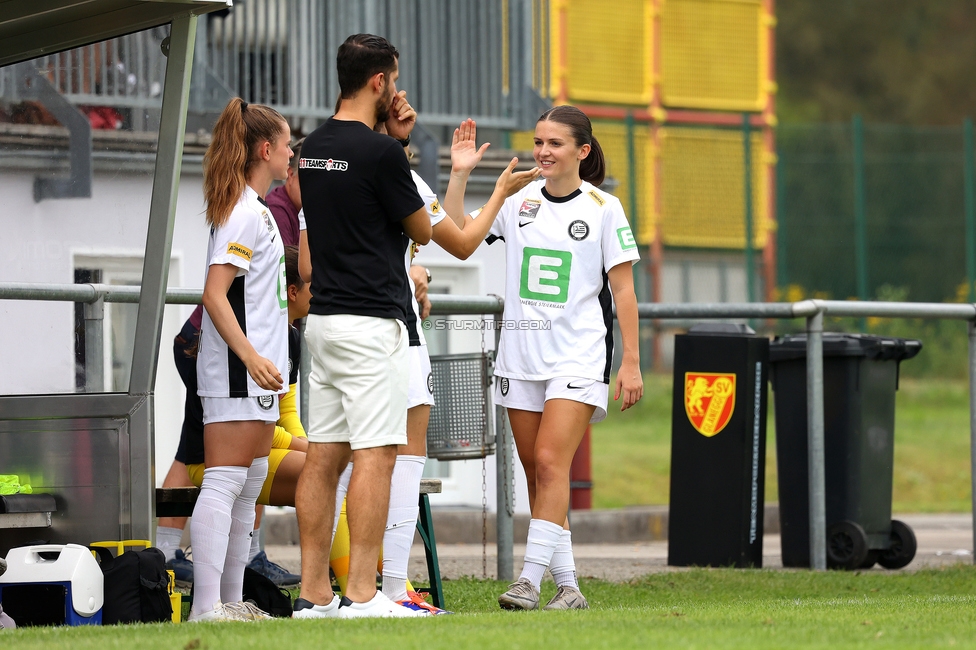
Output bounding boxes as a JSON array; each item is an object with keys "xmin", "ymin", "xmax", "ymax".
[
  {"xmin": 684, "ymin": 372, "xmax": 736, "ymax": 437},
  {"xmin": 617, "ymin": 226, "xmax": 637, "ymax": 251},
  {"xmin": 519, "ymin": 248, "xmax": 572, "ymax": 303}
]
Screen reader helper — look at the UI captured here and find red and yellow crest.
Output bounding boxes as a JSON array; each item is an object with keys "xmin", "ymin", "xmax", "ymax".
[{"xmin": 684, "ymin": 372, "xmax": 736, "ymax": 437}]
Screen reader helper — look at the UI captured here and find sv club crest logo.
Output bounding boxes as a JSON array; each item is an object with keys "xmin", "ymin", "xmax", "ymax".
[{"xmin": 684, "ymin": 372, "xmax": 736, "ymax": 437}]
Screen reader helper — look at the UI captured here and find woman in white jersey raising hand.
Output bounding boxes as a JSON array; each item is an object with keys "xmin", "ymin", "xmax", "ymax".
[
  {"xmin": 483, "ymin": 105, "xmax": 643, "ymax": 611},
  {"xmin": 190, "ymin": 98, "xmax": 292, "ymax": 622}
]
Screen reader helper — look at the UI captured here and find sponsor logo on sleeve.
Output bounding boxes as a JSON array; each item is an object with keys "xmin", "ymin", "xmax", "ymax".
[
  {"xmin": 430, "ymin": 199, "xmax": 441, "ymax": 214},
  {"xmin": 568, "ymin": 220, "xmax": 589, "ymax": 241},
  {"xmin": 227, "ymin": 242, "xmax": 252, "ymax": 261},
  {"xmin": 587, "ymin": 190, "xmax": 606, "ymax": 206},
  {"xmin": 617, "ymin": 226, "xmax": 637, "ymax": 251},
  {"xmin": 427, "ymin": 372, "xmax": 434, "ymax": 394},
  {"xmin": 299, "ymin": 158, "xmax": 349, "ymax": 172}
]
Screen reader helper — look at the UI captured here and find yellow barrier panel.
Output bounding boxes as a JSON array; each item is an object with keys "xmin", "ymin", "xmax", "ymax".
[
  {"xmin": 555, "ymin": 0, "xmax": 653, "ymax": 106},
  {"xmin": 660, "ymin": 0, "xmax": 767, "ymax": 111},
  {"xmin": 659, "ymin": 126, "xmax": 767, "ymax": 249}
]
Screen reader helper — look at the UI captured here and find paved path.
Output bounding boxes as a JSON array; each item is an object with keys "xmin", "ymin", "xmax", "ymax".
[{"xmin": 265, "ymin": 513, "xmax": 975, "ymax": 583}]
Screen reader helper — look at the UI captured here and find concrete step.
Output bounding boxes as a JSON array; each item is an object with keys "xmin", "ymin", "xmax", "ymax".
[{"xmin": 262, "ymin": 503, "xmax": 782, "ymax": 546}]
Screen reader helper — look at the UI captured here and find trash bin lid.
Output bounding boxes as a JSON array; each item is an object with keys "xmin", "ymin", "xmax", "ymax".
[
  {"xmin": 769, "ymin": 333, "xmax": 922, "ymax": 362},
  {"xmin": 687, "ymin": 323, "xmax": 757, "ymax": 336}
]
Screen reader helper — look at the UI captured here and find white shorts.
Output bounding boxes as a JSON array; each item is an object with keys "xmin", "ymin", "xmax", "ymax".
[
  {"xmin": 305, "ymin": 314, "xmax": 409, "ymax": 450},
  {"xmin": 494, "ymin": 376, "xmax": 609, "ymax": 423},
  {"xmin": 202, "ymin": 395, "xmax": 279, "ymax": 425},
  {"xmin": 408, "ymin": 344, "xmax": 435, "ymax": 409}
]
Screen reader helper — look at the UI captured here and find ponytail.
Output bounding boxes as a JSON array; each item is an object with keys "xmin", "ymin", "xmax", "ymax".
[
  {"xmin": 204, "ymin": 97, "xmax": 287, "ymax": 227},
  {"xmin": 538, "ymin": 105, "xmax": 606, "ymax": 186}
]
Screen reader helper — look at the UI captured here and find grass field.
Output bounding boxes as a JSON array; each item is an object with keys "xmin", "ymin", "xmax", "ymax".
[
  {"xmin": 7, "ymin": 567, "xmax": 976, "ymax": 648},
  {"xmin": 592, "ymin": 375, "xmax": 972, "ymax": 512}
]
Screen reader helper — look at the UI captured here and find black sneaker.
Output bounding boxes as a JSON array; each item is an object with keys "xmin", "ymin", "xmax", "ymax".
[
  {"xmin": 247, "ymin": 550, "xmax": 301, "ymax": 587},
  {"xmin": 166, "ymin": 548, "xmax": 193, "ymax": 587}
]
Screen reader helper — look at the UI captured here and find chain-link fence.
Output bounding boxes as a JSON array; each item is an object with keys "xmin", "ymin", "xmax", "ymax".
[{"xmin": 778, "ymin": 120, "xmax": 973, "ymax": 305}]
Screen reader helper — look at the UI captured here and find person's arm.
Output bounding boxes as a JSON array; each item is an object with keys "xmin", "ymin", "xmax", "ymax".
[
  {"xmin": 402, "ymin": 206, "xmax": 432, "ymax": 244},
  {"xmin": 607, "ymin": 262, "xmax": 643, "ymax": 411},
  {"xmin": 276, "ymin": 382, "xmax": 308, "ymax": 451},
  {"xmin": 410, "ymin": 264, "xmax": 432, "ymax": 319},
  {"xmin": 202, "ymin": 263, "xmax": 283, "ymax": 391},
  {"xmin": 432, "ymin": 158, "xmax": 540, "ymax": 260},
  {"xmin": 298, "ymin": 209, "xmax": 311, "ymax": 284},
  {"xmin": 443, "ymin": 119, "xmax": 489, "ymax": 228}
]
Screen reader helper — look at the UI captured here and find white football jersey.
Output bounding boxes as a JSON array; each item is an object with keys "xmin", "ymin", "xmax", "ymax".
[
  {"xmin": 479, "ymin": 179, "xmax": 639, "ymax": 382},
  {"xmin": 405, "ymin": 171, "xmax": 446, "ymax": 347},
  {"xmin": 198, "ymin": 185, "xmax": 289, "ymax": 398}
]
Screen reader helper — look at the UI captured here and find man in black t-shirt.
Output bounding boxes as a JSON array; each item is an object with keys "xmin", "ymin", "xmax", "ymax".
[{"xmin": 294, "ymin": 33, "xmax": 432, "ymax": 619}]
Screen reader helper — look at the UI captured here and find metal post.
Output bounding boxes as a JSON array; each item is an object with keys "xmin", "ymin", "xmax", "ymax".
[
  {"xmin": 84, "ymin": 297, "xmax": 104, "ymax": 393},
  {"xmin": 776, "ymin": 151, "xmax": 787, "ymax": 289},
  {"xmin": 743, "ymin": 113, "xmax": 754, "ymax": 304},
  {"xmin": 128, "ymin": 14, "xmax": 198, "ymax": 395},
  {"xmin": 964, "ymin": 119, "xmax": 975, "ymax": 302},
  {"xmin": 969, "ymin": 320, "xmax": 976, "ymax": 564},
  {"xmin": 853, "ymin": 114, "xmax": 868, "ymax": 303},
  {"xmin": 806, "ymin": 309, "xmax": 826, "ymax": 570},
  {"xmin": 494, "ymin": 325, "xmax": 514, "ymax": 581}
]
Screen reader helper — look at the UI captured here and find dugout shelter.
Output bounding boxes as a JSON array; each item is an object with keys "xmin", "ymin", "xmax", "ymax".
[{"xmin": 0, "ymin": 0, "xmax": 230, "ymax": 555}]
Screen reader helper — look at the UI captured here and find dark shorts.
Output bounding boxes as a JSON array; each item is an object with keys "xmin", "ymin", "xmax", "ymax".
[{"xmin": 173, "ymin": 319, "xmax": 205, "ymax": 466}]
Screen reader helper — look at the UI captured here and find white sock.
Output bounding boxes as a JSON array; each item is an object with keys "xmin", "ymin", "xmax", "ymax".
[
  {"xmin": 332, "ymin": 463, "xmax": 353, "ymax": 539},
  {"xmin": 549, "ymin": 529, "xmax": 579, "ymax": 589},
  {"xmin": 220, "ymin": 457, "xmax": 267, "ymax": 605},
  {"xmin": 382, "ymin": 455, "xmax": 425, "ymax": 601},
  {"xmin": 519, "ymin": 519, "xmax": 563, "ymax": 589},
  {"xmin": 155, "ymin": 525, "xmax": 184, "ymax": 563},
  {"xmin": 248, "ymin": 525, "xmax": 262, "ymax": 563},
  {"xmin": 189, "ymin": 465, "xmax": 247, "ymax": 616}
]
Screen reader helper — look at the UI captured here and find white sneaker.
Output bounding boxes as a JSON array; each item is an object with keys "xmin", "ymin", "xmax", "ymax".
[
  {"xmin": 188, "ymin": 601, "xmax": 251, "ymax": 622},
  {"xmin": 292, "ymin": 595, "xmax": 341, "ymax": 619},
  {"xmin": 337, "ymin": 592, "xmax": 427, "ymax": 618}
]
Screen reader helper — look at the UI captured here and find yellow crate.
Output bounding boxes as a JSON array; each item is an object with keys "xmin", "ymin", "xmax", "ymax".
[
  {"xmin": 660, "ymin": 0, "xmax": 767, "ymax": 111},
  {"xmin": 658, "ymin": 126, "xmax": 768, "ymax": 249},
  {"xmin": 554, "ymin": 0, "xmax": 653, "ymax": 106}
]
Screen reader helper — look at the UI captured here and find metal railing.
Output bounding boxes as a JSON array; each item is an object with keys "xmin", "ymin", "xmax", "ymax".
[
  {"xmin": 1, "ymin": 0, "xmax": 550, "ymax": 131},
  {"xmin": 4, "ymin": 281, "xmax": 976, "ymax": 575}
]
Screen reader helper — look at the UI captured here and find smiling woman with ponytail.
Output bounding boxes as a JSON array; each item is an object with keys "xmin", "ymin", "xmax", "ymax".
[
  {"xmin": 484, "ymin": 104, "xmax": 643, "ymax": 612},
  {"xmin": 189, "ymin": 97, "xmax": 294, "ymax": 622}
]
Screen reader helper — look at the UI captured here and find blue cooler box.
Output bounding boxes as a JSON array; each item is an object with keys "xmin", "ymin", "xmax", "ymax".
[{"xmin": 0, "ymin": 544, "xmax": 103, "ymax": 626}]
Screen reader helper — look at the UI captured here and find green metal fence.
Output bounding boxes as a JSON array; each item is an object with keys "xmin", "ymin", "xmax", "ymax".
[{"xmin": 778, "ymin": 118, "xmax": 976, "ymax": 304}]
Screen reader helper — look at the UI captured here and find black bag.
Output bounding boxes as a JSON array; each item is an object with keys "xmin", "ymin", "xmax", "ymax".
[
  {"xmin": 91, "ymin": 546, "xmax": 172, "ymax": 624},
  {"xmin": 242, "ymin": 567, "xmax": 292, "ymax": 617}
]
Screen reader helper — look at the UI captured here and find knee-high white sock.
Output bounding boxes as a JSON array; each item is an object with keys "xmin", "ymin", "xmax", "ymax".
[
  {"xmin": 248, "ymin": 524, "xmax": 262, "ymax": 563},
  {"xmin": 332, "ymin": 463, "xmax": 353, "ymax": 539},
  {"xmin": 519, "ymin": 519, "xmax": 563, "ymax": 589},
  {"xmin": 548, "ymin": 529, "xmax": 579, "ymax": 589},
  {"xmin": 155, "ymin": 525, "xmax": 184, "ymax": 563},
  {"xmin": 189, "ymin": 466, "xmax": 247, "ymax": 616},
  {"xmin": 382, "ymin": 455, "xmax": 425, "ymax": 601},
  {"xmin": 220, "ymin": 457, "xmax": 268, "ymax": 604}
]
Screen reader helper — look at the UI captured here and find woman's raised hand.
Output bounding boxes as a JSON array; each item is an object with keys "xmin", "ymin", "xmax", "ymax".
[
  {"xmin": 451, "ymin": 119, "xmax": 490, "ymax": 174},
  {"xmin": 494, "ymin": 157, "xmax": 542, "ymax": 198}
]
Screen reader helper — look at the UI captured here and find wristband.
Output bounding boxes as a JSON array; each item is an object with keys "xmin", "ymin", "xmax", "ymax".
[{"xmin": 396, "ymin": 135, "xmax": 411, "ymax": 147}]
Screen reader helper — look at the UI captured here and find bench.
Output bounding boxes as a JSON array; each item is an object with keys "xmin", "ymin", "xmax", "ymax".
[
  {"xmin": 155, "ymin": 478, "xmax": 445, "ymax": 609},
  {"xmin": 0, "ymin": 494, "xmax": 57, "ymax": 530}
]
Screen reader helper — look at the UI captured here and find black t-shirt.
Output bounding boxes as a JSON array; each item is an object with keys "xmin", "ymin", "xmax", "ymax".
[{"xmin": 299, "ymin": 118, "xmax": 424, "ymax": 323}]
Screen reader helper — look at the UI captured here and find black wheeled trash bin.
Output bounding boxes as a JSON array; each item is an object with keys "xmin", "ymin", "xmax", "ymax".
[
  {"xmin": 668, "ymin": 323, "xmax": 769, "ymax": 568},
  {"xmin": 769, "ymin": 333, "xmax": 921, "ymax": 570}
]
